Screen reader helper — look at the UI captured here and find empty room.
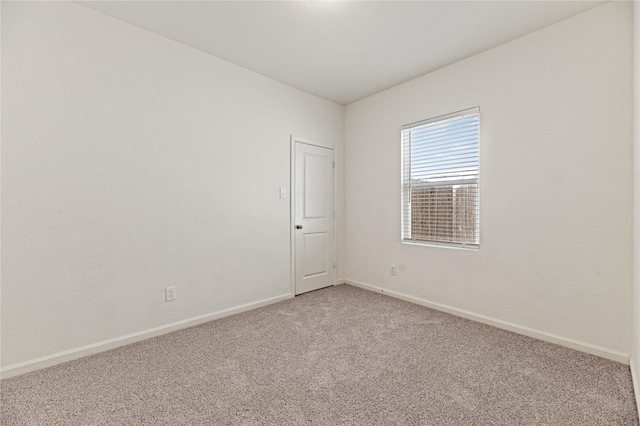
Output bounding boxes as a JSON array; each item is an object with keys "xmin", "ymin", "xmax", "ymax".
[{"xmin": 2, "ymin": 0, "xmax": 640, "ymax": 424}]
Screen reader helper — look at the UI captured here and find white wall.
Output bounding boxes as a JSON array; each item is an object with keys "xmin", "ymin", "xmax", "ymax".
[
  {"xmin": 1, "ymin": 2, "xmax": 344, "ymax": 368},
  {"xmin": 632, "ymin": 0, "xmax": 640, "ymax": 388},
  {"xmin": 345, "ymin": 2, "xmax": 633, "ymax": 358}
]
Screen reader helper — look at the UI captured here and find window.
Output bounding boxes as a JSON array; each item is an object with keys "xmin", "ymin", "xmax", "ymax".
[{"xmin": 401, "ymin": 107, "xmax": 479, "ymax": 248}]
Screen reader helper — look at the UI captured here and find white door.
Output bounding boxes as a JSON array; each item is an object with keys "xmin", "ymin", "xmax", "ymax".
[{"xmin": 294, "ymin": 141, "xmax": 335, "ymax": 295}]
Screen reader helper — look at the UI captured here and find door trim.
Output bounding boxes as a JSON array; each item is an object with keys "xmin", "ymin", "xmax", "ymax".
[{"xmin": 290, "ymin": 135, "xmax": 338, "ymax": 296}]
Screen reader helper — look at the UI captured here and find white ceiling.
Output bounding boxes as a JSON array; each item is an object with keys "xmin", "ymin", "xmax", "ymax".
[{"xmin": 78, "ymin": 1, "xmax": 605, "ymax": 105}]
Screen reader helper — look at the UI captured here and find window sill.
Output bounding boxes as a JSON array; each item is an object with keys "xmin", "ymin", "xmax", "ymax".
[{"xmin": 402, "ymin": 240, "xmax": 479, "ymax": 251}]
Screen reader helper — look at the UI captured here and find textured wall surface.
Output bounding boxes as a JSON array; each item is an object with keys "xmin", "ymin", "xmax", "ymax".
[
  {"xmin": 632, "ymin": 0, "xmax": 640, "ymax": 380},
  {"xmin": 345, "ymin": 2, "xmax": 633, "ymax": 355},
  {"xmin": 1, "ymin": 2, "xmax": 344, "ymax": 367}
]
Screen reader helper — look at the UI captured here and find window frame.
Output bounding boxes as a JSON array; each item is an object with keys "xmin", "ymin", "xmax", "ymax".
[{"xmin": 401, "ymin": 107, "xmax": 480, "ymax": 250}]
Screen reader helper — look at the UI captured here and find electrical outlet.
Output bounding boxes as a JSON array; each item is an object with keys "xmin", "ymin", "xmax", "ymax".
[
  {"xmin": 390, "ymin": 265, "xmax": 397, "ymax": 276},
  {"xmin": 165, "ymin": 286, "xmax": 177, "ymax": 302}
]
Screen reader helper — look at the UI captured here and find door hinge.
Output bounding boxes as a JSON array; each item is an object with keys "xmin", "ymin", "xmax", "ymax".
[
  {"xmin": 333, "ymin": 211, "xmax": 336, "ymax": 219},
  {"xmin": 333, "ymin": 262, "xmax": 336, "ymax": 269},
  {"xmin": 332, "ymin": 161, "xmax": 335, "ymax": 169}
]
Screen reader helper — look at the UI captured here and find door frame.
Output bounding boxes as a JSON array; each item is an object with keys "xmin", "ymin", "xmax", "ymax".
[{"xmin": 290, "ymin": 135, "xmax": 338, "ymax": 296}]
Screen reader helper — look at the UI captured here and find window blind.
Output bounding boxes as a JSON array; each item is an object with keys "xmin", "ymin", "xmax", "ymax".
[{"xmin": 401, "ymin": 107, "xmax": 480, "ymax": 248}]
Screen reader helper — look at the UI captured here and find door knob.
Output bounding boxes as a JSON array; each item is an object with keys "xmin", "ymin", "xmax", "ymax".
[{"xmin": 296, "ymin": 225, "xmax": 303, "ymax": 229}]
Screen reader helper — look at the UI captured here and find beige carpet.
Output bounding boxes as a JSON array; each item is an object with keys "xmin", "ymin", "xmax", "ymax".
[{"xmin": 1, "ymin": 285, "xmax": 638, "ymax": 425}]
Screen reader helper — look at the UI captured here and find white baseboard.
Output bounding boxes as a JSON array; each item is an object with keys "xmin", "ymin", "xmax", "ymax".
[
  {"xmin": 1, "ymin": 293, "xmax": 293, "ymax": 380},
  {"xmin": 630, "ymin": 356, "xmax": 640, "ymax": 412},
  {"xmin": 345, "ymin": 279, "xmax": 630, "ymax": 364}
]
